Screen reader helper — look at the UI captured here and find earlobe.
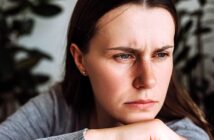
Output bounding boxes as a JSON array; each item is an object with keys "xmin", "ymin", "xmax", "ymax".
[{"xmin": 70, "ymin": 43, "xmax": 87, "ymax": 76}]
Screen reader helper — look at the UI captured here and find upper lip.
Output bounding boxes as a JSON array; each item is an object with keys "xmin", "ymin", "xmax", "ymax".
[{"xmin": 125, "ymin": 99, "xmax": 158, "ymax": 104}]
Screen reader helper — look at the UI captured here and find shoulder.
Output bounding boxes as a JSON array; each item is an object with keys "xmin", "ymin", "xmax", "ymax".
[
  {"xmin": 31, "ymin": 84, "xmax": 74, "ymax": 134},
  {"xmin": 166, "ymin": 118, "xmax": 210, "ymax": 140},
  {"xmin": 19, "ymin": 84, "xmax": 68, "ymax": 122},
  {"xmin": 0, "ymin": 84, "xmax": 74, "ymax": 139}
]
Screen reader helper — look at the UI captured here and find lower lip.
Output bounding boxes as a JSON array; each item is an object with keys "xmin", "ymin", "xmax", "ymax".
[{"xmin": 124, "ymin": 102, "xmax": 157, "ymax": 110}]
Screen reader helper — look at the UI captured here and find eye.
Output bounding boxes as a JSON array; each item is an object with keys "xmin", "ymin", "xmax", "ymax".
[
  {"xmin": 157, "ymin": 52, "xmax": 168, "ymax": 58},
  {"xmin": 154, "ymin": 52, "xmax": 170, "ymax": 60},
  {"xmin": 113, "ymin": 53, "xmax": 135, "ymax": 62}
]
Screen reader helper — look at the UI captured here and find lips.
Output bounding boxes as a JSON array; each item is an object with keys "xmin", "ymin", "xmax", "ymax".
[
  {"xmin": 125, "ymin": 99, "xmax": 157, "ymax": 104},
  {"xmin": 124, "ymin": 99, "xmax": 158, "ymax": 110}
]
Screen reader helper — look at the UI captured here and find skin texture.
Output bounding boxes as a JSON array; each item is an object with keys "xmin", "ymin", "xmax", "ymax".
[{"xmin": 71, "ymin": 4, "xmax": 186, "ymax": 140}]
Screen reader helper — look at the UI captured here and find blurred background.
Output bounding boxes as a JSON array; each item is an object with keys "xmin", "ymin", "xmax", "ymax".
[{"xmin": 0, "ymin": 0, "xmax": 213, "ymax": 131}]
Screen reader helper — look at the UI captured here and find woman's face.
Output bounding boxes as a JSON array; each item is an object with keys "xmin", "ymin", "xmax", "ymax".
[{"xmin": 77, "ymin": 4, "xmax": 175, "ymax": 126}]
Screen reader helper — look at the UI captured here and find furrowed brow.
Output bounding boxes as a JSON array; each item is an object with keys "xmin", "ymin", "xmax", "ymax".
[
  {"xmin": 154, "ymin": 45, "xmax": 174, "ymax": 52},
  {"xmin": 106, "ymin": 45, "xmax": 174, "ymax": 53},
  {"xmin": 106, "ymin": 47, "xmax": 138, "ymax": 53}
]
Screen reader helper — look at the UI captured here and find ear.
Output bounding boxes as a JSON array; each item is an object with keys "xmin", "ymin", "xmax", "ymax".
[{"xmin": 70, "ymin": 43, "xmax": 87, "ymax": 76}]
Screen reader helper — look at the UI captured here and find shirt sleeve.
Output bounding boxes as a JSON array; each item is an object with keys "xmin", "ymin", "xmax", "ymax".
[
  {"xmin": 0, "ymin": 92, "xmax": 55, "ymax": 140},
  {"xmin": 37, "ymin": 129, "xmax": 87, "ymax": 140},
  {"xmin": 167, "ymin": 118, "xmax": 210, "ymax": 140}
]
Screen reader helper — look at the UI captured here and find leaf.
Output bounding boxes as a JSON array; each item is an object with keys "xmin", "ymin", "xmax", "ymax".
[
  {"xmin": 8, "ymin": 45, "xmax": 30, "ymax": 54},
  {"xmin": 175, "ymin": 20, "xmax": 193, "ymax": 46},
  {"xmin": 174, "ymin": 45, "xmax": 190, "ymax": 65},
  {"xmin": 15, "ymin": 72, "xmax": 49, "ymax": 95},
  {"xmin": 191, "ymin": 10, "xmax": 203, "ymax": 16},
  {"xmin": 0, "ymin": 49, "xmax": 14, "ymax": 78},
  {"xmin": 174, "ymin": 0, "xmax": 187, "ymax": 5},
  {"xmin": 194, "ymin": 27, "xmax": 212, "ymax": 35},
  {"xmin": 198, "ymin": 0, "xmax": 207, "ymax": 6},
  {"xmin": 0, "ymin": 49, "xmax": 15, "ymax": 93},
  {"xmin": 32, "ymin": 74, "xmax": 50, "ymax": 85},
  {"xmin": 177, "ymin": 10, "xmax": 188, "ymax": 17},
  {"xmin": 37, "ymin": 0, "xmax": 51, "ymax": 4},
  {"xmin": 181, "ymin": 54, "xmax": 202, "ymax": 74},
  {"xmin": 12, "ymin": 19, "xmax": 34, "ymax": 35},
  {"xmin": 15, "ymin": 49, "xmax": 52, "ymax": 71},
  {"xmin": 30, "ymin": 3, "xmax": 62, "ymax": 17},
  {"xmin": 175, "ymin": 30, "xmax": 184, "ymax": 47},
  {"xmin": 3, "ymin": 2, "xmax": 28, "ymax": 16},
  {"xmin": 0, "ymin": 15, "xmax": 10, "ymax": 46},
  {"xmin": 28, "ymin": 49, "xmax": 52, "ymax": 60},
  {"xmin": 183, "ymin": 20, "xmax": 193, "ymax": 34},
  {"xmin": 15, "ymin": 56, "xmax": 41, "ymax": 71},
  {"xmin": 0, "ymin": 14, "xmax": 7, "ymax": 29},
  {"xmin": 8, "ymin": 0, "xmax": 24, "ymax": 2},
  {"xmin": 15, "ymin": 71, "xmax": 35, "ymax": 87}
]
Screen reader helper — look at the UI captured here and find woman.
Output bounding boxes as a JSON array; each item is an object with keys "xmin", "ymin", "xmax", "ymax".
[{"xmin": 0, "ymin": 0, "xmax": 212, "ymax": 139}]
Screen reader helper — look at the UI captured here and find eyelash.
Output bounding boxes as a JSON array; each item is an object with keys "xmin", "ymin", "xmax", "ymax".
[
  {"xmin": 113, "ymin": 53, "xmax": 135, "ymax": 61},
  {"xmin": 154, "ymin": 52, "xmax": 170, "ymax": 59}
]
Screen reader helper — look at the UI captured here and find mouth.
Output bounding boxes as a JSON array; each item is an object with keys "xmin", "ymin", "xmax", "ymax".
[{"xmin": 124, "ymin": 99, "xmax": 158, "ymax": 110}]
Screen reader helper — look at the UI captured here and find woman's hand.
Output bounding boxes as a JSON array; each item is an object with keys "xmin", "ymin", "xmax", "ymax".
[{"xmin": 85, "ymin": 119, "xmax": 187, "ymax": 140}]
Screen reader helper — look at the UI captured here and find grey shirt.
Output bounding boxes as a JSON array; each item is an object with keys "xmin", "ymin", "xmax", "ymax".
[{"xmin": 0, "ymin": 87, "xmax": 210, "ymax": 140}]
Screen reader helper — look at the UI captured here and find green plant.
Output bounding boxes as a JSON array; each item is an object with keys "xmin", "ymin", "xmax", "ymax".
[
  {"xmin": 0, "ymin": 0, "xmax": 62, "ymax": 121},
  {"xmin": 174, "ymin": 0, "xmax": 214, "ymax": 130}
]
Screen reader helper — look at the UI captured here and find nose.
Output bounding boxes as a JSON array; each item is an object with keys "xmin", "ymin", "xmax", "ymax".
[{"xmin": 132, "ymin": 60, "xmax": 156, "ymax": 89}]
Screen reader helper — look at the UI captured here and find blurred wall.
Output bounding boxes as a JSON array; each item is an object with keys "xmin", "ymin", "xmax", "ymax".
[
  {"xmin": 18, "ymin": 0, "xmax": 76, "ymax": 90},
  {"xmin": 177, "ymin": 0, "xmax": 214, "ymax": 90}
]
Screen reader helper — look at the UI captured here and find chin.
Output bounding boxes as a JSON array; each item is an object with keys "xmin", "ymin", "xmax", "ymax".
[{"xmin": 118, "ymin": 113, "xmax": 157, "ymax": 124}]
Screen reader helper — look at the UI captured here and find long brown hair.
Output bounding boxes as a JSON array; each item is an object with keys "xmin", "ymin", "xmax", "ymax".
[{"xmin": 61, "ymin": 0, "xmax": 212, "ymax": 138}]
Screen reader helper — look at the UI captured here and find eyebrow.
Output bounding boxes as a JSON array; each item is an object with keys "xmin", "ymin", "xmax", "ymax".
[
  {"xmin": 106, "ymin": 45, "xmax": 174, "ymax": 53},
  {"xmin": 154, "ymin": 45, "xmax": 174, "ymax": 52}
]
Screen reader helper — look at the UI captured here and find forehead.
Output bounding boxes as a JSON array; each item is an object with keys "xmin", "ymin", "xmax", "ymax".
[
  {"xmin": 96, "ymin": 4, "xmax": 175, "ymax": 32},
  {"xmin": 91, "ymin": 4, "xmax": 175, "ymax": 48}
]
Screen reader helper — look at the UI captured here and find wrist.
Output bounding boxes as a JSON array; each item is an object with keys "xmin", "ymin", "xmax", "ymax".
[{"xmin": 84, "ymin": 128, "xmax": 118, "ymax": 140}]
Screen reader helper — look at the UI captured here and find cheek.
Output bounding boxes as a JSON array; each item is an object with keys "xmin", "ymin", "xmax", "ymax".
[
  {"xmin": 86, "ymin": 60, "xmax": 130, "ymax": 102},
  {"xmin": 159, "ymin": 65, "xmax": 172, "ymax": 84},
  {"xmin": 154, "ymin": 61, "xmax": 173, "ymax": 98}
]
